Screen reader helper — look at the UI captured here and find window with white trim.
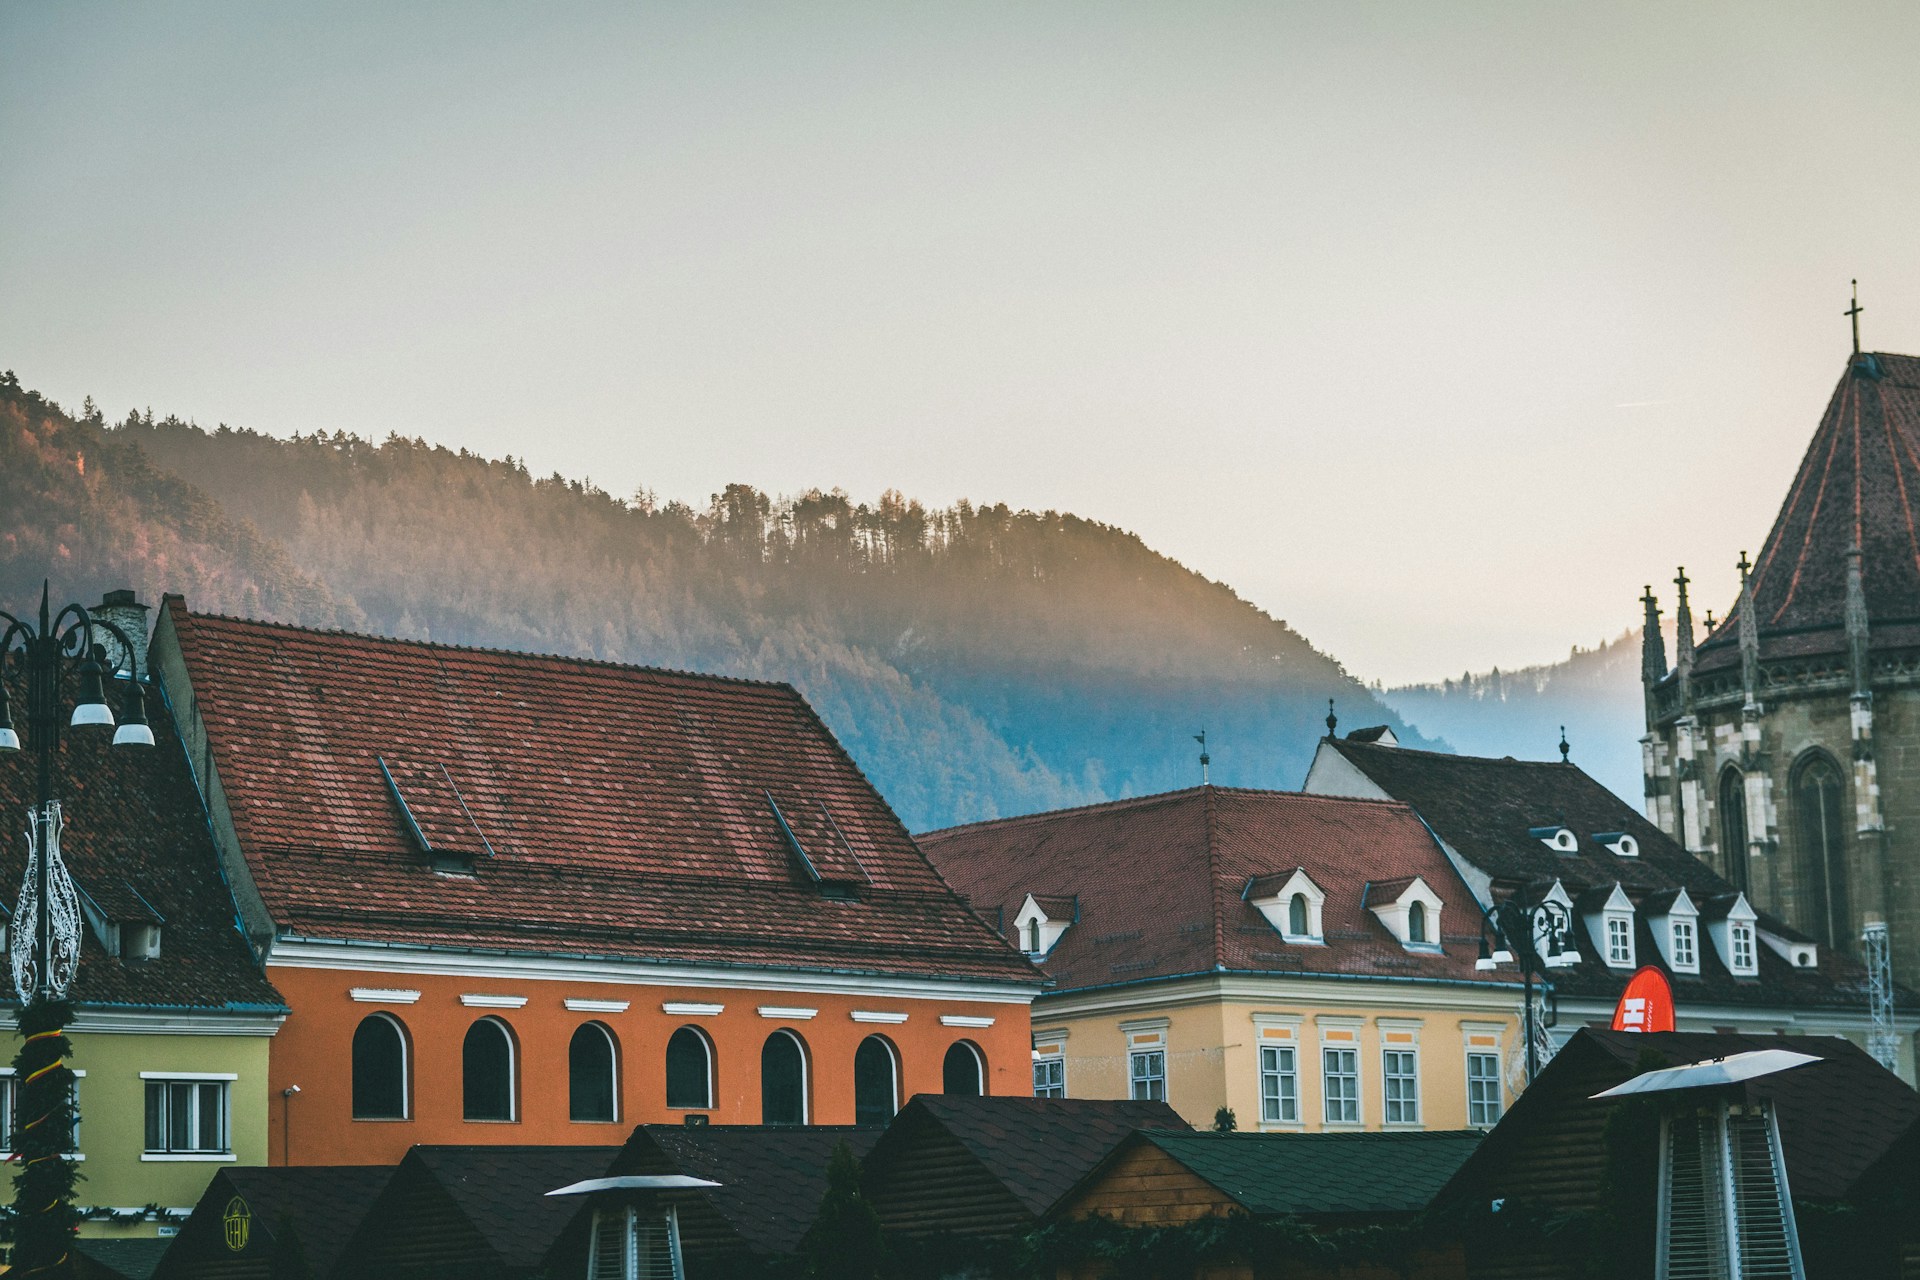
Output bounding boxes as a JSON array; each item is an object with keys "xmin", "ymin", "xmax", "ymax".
[
  {"xmin": 1731, "ymin": 922, "xmax": 1756, "ymax": 973},
  {"xmin": 1382, "ymin": 1049, "xmax": 1420, "ymax": 1124},
  {"xmin": 1607, "ymin": 915, "xmax": 1634, "ymax": 966},
  {"xmin": 1467, "ymin": 1053, "xmax": 1502, "ymax": 1127},
  {"xmin": 1129, "ymin": 1049, "xmax": 1166, "ymax": 1102},
  {"xmin": 1322, "ymin": 1048, "xmax": 1359, "ymax": 1124},
  {"xmin": 1259, "ymin": 1045, "xmax": 1297, "ymax": 1123},
  {"xmin": 144, "ymin": 1079, "xmax": 230, "ymax": 1154},
  {"xmin": 1671, "ymin": 919, "xmax": 1697, "ymax": 970},
  {"xmin": 1033, "ymin": 1056, "xmax": 1065, "ymax": 1099}
]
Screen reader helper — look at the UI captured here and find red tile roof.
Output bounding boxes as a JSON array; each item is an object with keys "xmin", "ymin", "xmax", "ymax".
[
  {"xmin": 159, "ymin": 601, "xmax": 1036, "ymax": 985},
  {"xmin": 918, "ymin": 787, "xmax": 1516, "ymax": 992},
  {"xmin": 1696, "ymin": 351, "xmax": 1920, "ymax": 671}
]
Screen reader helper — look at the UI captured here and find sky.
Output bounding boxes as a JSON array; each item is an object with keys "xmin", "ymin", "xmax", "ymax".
[{"xmin": 5, "ymin": 3, "xmax": 1918, "ymax": 686}]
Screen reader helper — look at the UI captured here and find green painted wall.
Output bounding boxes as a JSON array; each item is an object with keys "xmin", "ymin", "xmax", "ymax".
[{"xmin": 60, "ymin": 1028, "xmax": 272, "ymax": 1240}]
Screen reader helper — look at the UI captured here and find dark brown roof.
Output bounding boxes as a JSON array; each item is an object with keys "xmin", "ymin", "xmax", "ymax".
[
  {"xmin": 604, "ymin": 1124, "xmax": 880, "ymax": 1258},
  {"xmin": 154, "ymin": 1165, "xmax": 392, "ymax": 1280},
  {"xmin": 159, "ymin": 601, "xmax": 1035, "ymax": 985},
  {"xmin": 1695, "ymin": 351, "xmax": 1920, "ymax": 672},
  {"xmin": 1442, "ymin": 1029, "xmax": 1920, "ymax": 1212},
  {"xmin": 0, "ymin": 673, "xmax": 284, "ymax": 1015},
  {"xmin": 1323, "ymin": 738, "xmax": 1908, "ymax": 1011},
  {"xmin": 340, "ymin": 1145, "xmax": 620, "ymax": 1277},
  {"xmin": 863, "ymin": 1094, "xmax": 1188, "ymax": 1237},
  {"xmin": 919, "ymin": 787, "xmax": 1518, "ymax": 994}
]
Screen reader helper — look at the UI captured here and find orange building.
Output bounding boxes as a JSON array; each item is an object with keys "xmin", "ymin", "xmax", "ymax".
[{"xmin": 145, "ymin": 600, "xmax": 1039, "ymax": 1165}]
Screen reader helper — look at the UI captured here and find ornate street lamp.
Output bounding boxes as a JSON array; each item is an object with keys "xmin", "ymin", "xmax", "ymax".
[
  {"xmin": 1476, "ymin": 894, "xmax": 1579, "ymax": 1084},
  {"xmin": 0, "ymin": 584, "xmax": 153, "ymax": 1276}
]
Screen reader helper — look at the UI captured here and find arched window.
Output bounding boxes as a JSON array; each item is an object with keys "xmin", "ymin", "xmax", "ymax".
[
  {"xmin": 1792, "ymin": 753, "xmax": 1851, "ymax": 949},
  {"xmin": 1719, "ymin": 766, "xmax": 1749, "ymax": 893},
  {"xmin": 762, "ymin": 1031, "xmax": 808, "ymax": 1125},
  {"xmin": 1408, "ymin": 901, "xmax": 1428, "ymax": 944},
  {"xmin": 666, "ymin": 1027, "xmax": 713, "ymax": 1110},
  {"xmin": 463, "ymin": 1017, "xmax": 517, "ymax": 1122},
  {"xmin": 569, "ymin": 1022, "xmax": 618, "ymax": 1123},
  {"xmin": 351, "ymin": 1013, "xmax": 409, "ymax": 1120},
  {"xmin": 1027, "ymin": 918, "xmax": 1042, "ymax": 953},
  {"xmin": 942, "ymin": 1042, "xmax": 984, "ymax": 1096},
  {"xmin": 1288, "ymin": 894, "xmax": 1309, "ymax": 936},
  {"xmin": 854, "ymin": 1036, "xmax": 899, "ymax": 1126}
]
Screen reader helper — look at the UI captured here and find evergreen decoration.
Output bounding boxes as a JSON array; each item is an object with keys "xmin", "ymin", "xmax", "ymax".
[
  {"xmin": 8, "ymin": 997, "xmax": 80, "ymax": 1277},
  {"xmin": 797, "ymin": 1141, "xmax": 889, "ymax": 1280},
  {"xmin": 1210, "ymin": 1106, "xmax": 1237, "ymax": 1133}
]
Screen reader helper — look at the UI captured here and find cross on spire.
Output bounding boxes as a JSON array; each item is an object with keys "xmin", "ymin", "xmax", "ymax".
[
  {"xmin": 1194, "ymin": 730, "xmax": 1210, "ymax": 785},
  {"xmin": 1847, "ymin": 280, "xmax": 1864, "ymax": 355}
]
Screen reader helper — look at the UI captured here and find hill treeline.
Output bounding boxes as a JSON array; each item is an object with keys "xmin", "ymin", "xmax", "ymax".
[{"xmin": 1, "ymin": 372, "xmax": 1429, "ymax": 830}]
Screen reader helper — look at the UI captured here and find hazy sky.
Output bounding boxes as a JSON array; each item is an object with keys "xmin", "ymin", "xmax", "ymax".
[{"xmin": 5, "ymin": 3, "xmax": 1918, "ymax": 684}]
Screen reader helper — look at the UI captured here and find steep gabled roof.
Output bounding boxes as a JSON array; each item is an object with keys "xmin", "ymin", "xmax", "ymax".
[
  {"xmin": 157, "ymin": 601, "xmax": 1035, "ymax": 985},
  {"xmin": 1322, "ymin": 737, "xmax": 1909, "ymax": 1011},
  {"xmin": 0, "ymin": 670, "xmax": 283, "ymax": 1015},
  {"xmin": 155, "ymin": 1165, "xmax": 392, "ymax": 1280},
  {"xmin": 605, "ymin": 1125, "xmax": 880, "ymax": 1258},
  {"xmin": 919, "ymin": 787, "xmax": 1511, "ymax": 994},
  {"xmin": 1100, "ymin": 1129, "xmax": 1482, "ymax": 1218},
  {"xmin": 862, "ymin": 1094, "xmax": 1188, "ymax": 1237},
  {"xmin": 1696, "ymin": 351, "xmax": 1920, "ymax": 670}
]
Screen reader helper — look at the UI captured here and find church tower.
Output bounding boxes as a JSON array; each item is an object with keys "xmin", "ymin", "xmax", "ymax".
[{"xmin": 1641, "ymin": 339, "xmax": 1920, "ymax": 994}]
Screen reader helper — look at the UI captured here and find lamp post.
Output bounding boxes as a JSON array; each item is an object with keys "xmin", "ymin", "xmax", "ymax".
[
  {"xmin": 1476, "ymin": 894, "xmax": 1578, "ymax": 1084},
  {"xmin": 0, "ymin": 584, "xmax": 152, "ymax": 1276}
]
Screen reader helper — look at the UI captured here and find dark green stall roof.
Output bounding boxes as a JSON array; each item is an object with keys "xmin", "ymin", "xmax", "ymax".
[{"xmin": 1134, "ymin": 1129, "xmax": 1483, "ymax": 1217}]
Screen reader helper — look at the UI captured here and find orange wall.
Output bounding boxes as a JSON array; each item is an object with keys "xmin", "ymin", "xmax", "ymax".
[{"xmin": 268, "ymin": 965, "xmax": 1032, "ymax": 1165}]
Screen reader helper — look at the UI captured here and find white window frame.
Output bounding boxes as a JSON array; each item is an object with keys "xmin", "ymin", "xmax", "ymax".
[
  {"xmin": 465, "ymin": 1015, "xmax": 519, "ymax": 1123},
  {"xmin": 1606, "ymin": 914, "xmax": 1634, "ymax": 967},
  {"xmin": 1033, "ymin": 1055, "xmax": 1065, "ymax": 1099},
  {"xmin": 1259, "ymin": 1044, "xmax": 1298, "ymax": 1124},
  {"xmin": 570, "ymin": 1021, "xmax": 621, "ymax": 1125},
  {"xmin": 1731, "ymin": 922, "xmax": 1756, "ymax": 974},
  {"xmin": 1671, "ymin": 918, "xmax": 1697, "ymax": 970},
  {"xmin": 0, "ymin": 1068, "xmax": 85, "ymax": 1159},
  {"xmin": 1322, "ymin": 1047, "xmax": 1360, "ymax": 1125},
  {"xmin": 353, "ymin": 1011, "xmax": 413, "ymax": 1121},
  {"xmin": 1466, "ymin": 1051, "xmax": 1502, "ymax": 1127},
  {"xmin": 1129, "ymin": 1048, "xmax": 1166, "ymax": 1102},
  {"xmin": 665, "ymin": 1025, "xmax": 716, "ymax": 1111},
  {"xmin": 1382, "ymin": 1047, "xmax": 1420, "ymax": 1126},
  {"xmin": 140, "ymin": 1073, "xmax": 235, "ymax": 1162}
]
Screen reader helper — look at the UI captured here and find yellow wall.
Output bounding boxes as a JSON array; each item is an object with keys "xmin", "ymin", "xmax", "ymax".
[
  {"xmin": 60, "ymin": 1029, "xmax": 272, "ymax": 1239},
  {"xmin": 1030, "ymin": 977, "xmax": 1520, "ymax": 1132}
]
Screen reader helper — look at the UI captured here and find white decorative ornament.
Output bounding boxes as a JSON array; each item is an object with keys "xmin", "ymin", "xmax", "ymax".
[{"xmin": 13, "ymin": 802, "xmax": 83, "ymax": 1004}]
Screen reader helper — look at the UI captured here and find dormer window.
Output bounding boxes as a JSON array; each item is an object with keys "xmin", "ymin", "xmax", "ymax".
[
  {"xmin": 1246, "ymin": 869, "xmax": 1326, "ymax": 945},
  {"xmin": 1364, "ymin": 876, "xmax": 1444, "ymax": 952},
  {"xmin": 1014, "ymin": 893, "xmax": 1076, "ymax": 958},
  {"xmin": 1531, "ymin": 826, "xmax": 1578, "ymax": 854},
  {"xmin": 1595, "ymin": 832, "xmax": 1638, "ymax": 858},
  {"xmin": 1579, "ymin": 883, "xmax": 1635, "ymax": 970},
  {"xmin": 1703, "ymin": 893, "xmax": 1761, "ymax": 976},
  {"xmin": 1645, "ymin": 888, "xmax": 1699, "ymax": 975},
  {"xmin": 124, "ymin": 923, "xmax": 161, "ymax": 962}
]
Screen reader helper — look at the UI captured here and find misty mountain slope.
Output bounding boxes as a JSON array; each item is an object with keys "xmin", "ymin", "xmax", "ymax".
[
  {"xmin": 1381, "ymin": 631, "xmax": 1647, "ymax": 804},
  {"xmin": 2, "ymin": 374, "xmax": 1432, "ymax": 828}
]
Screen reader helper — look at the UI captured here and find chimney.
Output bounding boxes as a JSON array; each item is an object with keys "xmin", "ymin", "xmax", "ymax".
[{"xmin": 93, "ymin": 589, "xmax": 152, "ymax": 678}]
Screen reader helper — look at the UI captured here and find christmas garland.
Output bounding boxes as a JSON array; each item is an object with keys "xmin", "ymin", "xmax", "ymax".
[{"xmin": 7, "ymin": 999, "xmax": 81, "ymax": 1277}]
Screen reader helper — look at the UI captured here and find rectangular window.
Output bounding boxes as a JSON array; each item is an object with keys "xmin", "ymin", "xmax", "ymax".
[
  {"xmin": 143, "ymin": 1080, "xmax": 230, "ymax": 1154},
  {"xmin": 1382, "ymin": 1049, "xmax": 1420, "ymax": 1124},
  {"xmin": 1607, "ymin": 916, "xmax": 1633, "ymax": 965},
  {"xmin": 1732, "ymin": 924, "xmax": 1755, "ymax": 972},
  {"xmin": 1259, "ymin": 1045, "xmax": 1298, "ymax": 1123},
  {"xmin": 1129, "ymin": 1050, "xmax": 1165, "ymax": 1102},
  {"xmin": 1033, "ymin": 1057, "xmax": 1065, "ymax": 1099},
  {"xmin": 1467, "ymin": 1052, "xmax": 1503, "ymax": 1126},
  {"xmin": 1672, "ymin": 919, "xmax": 1697, "ymax": 968},
  {"xmin": 1322, "ymin": 1047, "xmax": 1359, "ymax": 1123}
]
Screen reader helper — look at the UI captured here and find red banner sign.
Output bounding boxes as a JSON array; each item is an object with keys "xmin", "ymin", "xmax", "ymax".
[{"xmin": 1611, "ymin": 965, "xmax": 1676, "ymax": 1033}]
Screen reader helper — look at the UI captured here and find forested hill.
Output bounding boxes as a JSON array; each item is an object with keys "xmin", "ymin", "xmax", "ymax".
[
  {"xmin": 1381, "ymin": 632, "xmax": 1648, "ymax": 806},
  {"xmin": 0, "ymin": 371, "xmax": 1431, "ymax": 830}
]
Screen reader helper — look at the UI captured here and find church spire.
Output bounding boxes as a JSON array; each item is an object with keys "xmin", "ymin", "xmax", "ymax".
[
  {"xmin": 1846, "ymin": 279, "xmax": 1863, "ymax": 356},
  {"xmin": 1673, "ymin": 567, "xmax": 1695, "ymax": 708},
  {"xmin": 1846, "ymin": 543, "xmax": 1871, "ymax": 697},
  {"xmin": 1737, "ymin": 551, "xmax": 1761, "ymax": 711},
  {"xmin": 1640, "ymin": 585, "xmax": 1667, "ymax": 684}
]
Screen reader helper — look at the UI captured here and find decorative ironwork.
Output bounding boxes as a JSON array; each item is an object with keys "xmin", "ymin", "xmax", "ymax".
[{"xmin": 11, "ymin": 803, "xmax": 80, "ymax": 1003}]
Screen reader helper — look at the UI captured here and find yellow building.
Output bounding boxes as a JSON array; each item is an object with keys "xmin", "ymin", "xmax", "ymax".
[
  {"xmin": 0, "ymin": 622, "xmax": 287, "ymax": 1252},
  {"xmin": 920, "ymin": 787, "xmax": 1524, "ymax": 1132}
]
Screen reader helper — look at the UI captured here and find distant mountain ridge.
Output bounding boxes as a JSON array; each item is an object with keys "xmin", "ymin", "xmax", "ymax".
[{"xmin": 0, "ymin": 371, "xmax": 1436, "ymax": 830}]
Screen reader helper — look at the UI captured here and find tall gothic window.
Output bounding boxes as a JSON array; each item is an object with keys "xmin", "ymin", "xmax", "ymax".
[
  {"xmin": 1718, "ymin": 766, "xmax": 1749, "ymax": 893},
  {"xmin": 853, "ymin": 1036, "xmax": 898, "ymax": 1125},
  {"xmin": 1791, "ymin": 753, "xmax": 1850, "ymax": 950}
]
